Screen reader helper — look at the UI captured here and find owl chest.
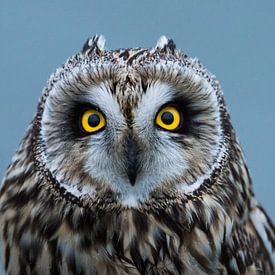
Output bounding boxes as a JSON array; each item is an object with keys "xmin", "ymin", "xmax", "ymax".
[
  {"xmin": 42, "ymin": 210, "xmax": 224, "ymax": 274},
  {"xmin": 1, "ymin": 216, "xmax": 220, "ymax": 275},
  {"xmin": 1, "ymin": 199, "xmax": 224, "ymax": 275}
]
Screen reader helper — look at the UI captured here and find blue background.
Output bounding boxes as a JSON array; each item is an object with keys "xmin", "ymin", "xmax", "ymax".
[{"xmin": 0, "ymin": 1, "xmax": 274, "ymax": 219}]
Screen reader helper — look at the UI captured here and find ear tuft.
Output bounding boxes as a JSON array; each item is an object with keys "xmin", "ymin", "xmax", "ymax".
[
  {"xmin": 82, "ymin": 34, "xmax": 106, "ymax": 56},
  {"xmin": 155, "ymin": 36, "xmax": 176, "ymax": 53}
]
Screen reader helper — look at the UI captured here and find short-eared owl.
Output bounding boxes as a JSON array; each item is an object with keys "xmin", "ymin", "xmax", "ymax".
[{"xmin": 0, "ymin": 35, "xmax": 274, "ymax": 274}]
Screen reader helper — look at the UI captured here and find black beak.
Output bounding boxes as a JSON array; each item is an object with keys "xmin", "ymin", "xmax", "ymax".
[{"xmin": 126, "ymin": 135, "xmax": 139, "ymax": 186}]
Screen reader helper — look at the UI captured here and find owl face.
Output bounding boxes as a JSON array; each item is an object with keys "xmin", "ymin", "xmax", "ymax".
[{"xmin": 37, "ymin": 36, "xmax": 226, "ymax": 207}]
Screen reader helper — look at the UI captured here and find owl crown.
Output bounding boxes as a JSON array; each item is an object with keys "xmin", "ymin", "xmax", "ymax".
[{"xmin": 82, "ymin": 34, "xmax": 176, "ymax": 57}]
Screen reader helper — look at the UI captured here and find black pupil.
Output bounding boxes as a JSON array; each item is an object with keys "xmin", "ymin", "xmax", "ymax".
[
  {"xmin": 88, "ymin": 114, "xmax": 100, "ymax": 127},
  {"xmin": 161, "ymin": 111, "xmax": 174, "ymax": 125}
]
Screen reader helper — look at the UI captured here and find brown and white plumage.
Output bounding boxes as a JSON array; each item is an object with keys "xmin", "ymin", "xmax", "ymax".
[{"xmin": 0, "ymin": 35, "xmax": 274, "ymax": 274}]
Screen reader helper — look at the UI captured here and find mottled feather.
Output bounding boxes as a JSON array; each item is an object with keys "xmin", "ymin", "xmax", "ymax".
[{"xmin": 0, "ymin": 35, "xmax": 274, "ymax": 274}]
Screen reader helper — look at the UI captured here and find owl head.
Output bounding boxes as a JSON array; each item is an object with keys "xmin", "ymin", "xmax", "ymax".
[{"xmin": 33, "ymin": 35, "xmax": 230, "ymax": 208}]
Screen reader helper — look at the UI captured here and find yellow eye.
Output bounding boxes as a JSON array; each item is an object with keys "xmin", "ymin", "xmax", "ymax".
[
  {"xmin": 80, "ymin": 109, "xmax": 106, "ymax": 133},
  {"xmin": 155, "ymin": 106, "xmax": 181, "ymax": 131}
]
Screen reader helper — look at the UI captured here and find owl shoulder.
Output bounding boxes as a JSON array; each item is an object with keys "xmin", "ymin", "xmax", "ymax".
[{"xmin": 220, "ymin": 203, "xmax": 274, "ymax": 274}]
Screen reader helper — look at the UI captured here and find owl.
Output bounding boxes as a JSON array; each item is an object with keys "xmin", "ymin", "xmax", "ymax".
[{"xmin": 0, "ymin": 35, "xmax": 274, "ymax": 275}]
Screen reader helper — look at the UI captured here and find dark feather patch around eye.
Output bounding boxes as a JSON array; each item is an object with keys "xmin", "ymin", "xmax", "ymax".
[
  {"xmin": 65, "ymin": 102, "xmax": 102, "ymax": 139},
  {"xmin": 159, "ymin": 98, "xmax": 191, "ymax": 135},
  {"xmin": 166, "ymin": 93, "xmax": 217, "ymax": 140}
]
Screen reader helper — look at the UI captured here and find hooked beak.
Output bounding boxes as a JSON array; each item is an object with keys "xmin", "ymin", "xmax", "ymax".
[{"xmin": 125, "ymin": 135, "xmax": 139, "ymax": 186}]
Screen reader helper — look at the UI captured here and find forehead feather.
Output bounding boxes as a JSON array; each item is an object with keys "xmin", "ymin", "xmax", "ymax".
[{"xmin": 39, "ymin": 35, "xmax": 222, "ymax": 118}]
